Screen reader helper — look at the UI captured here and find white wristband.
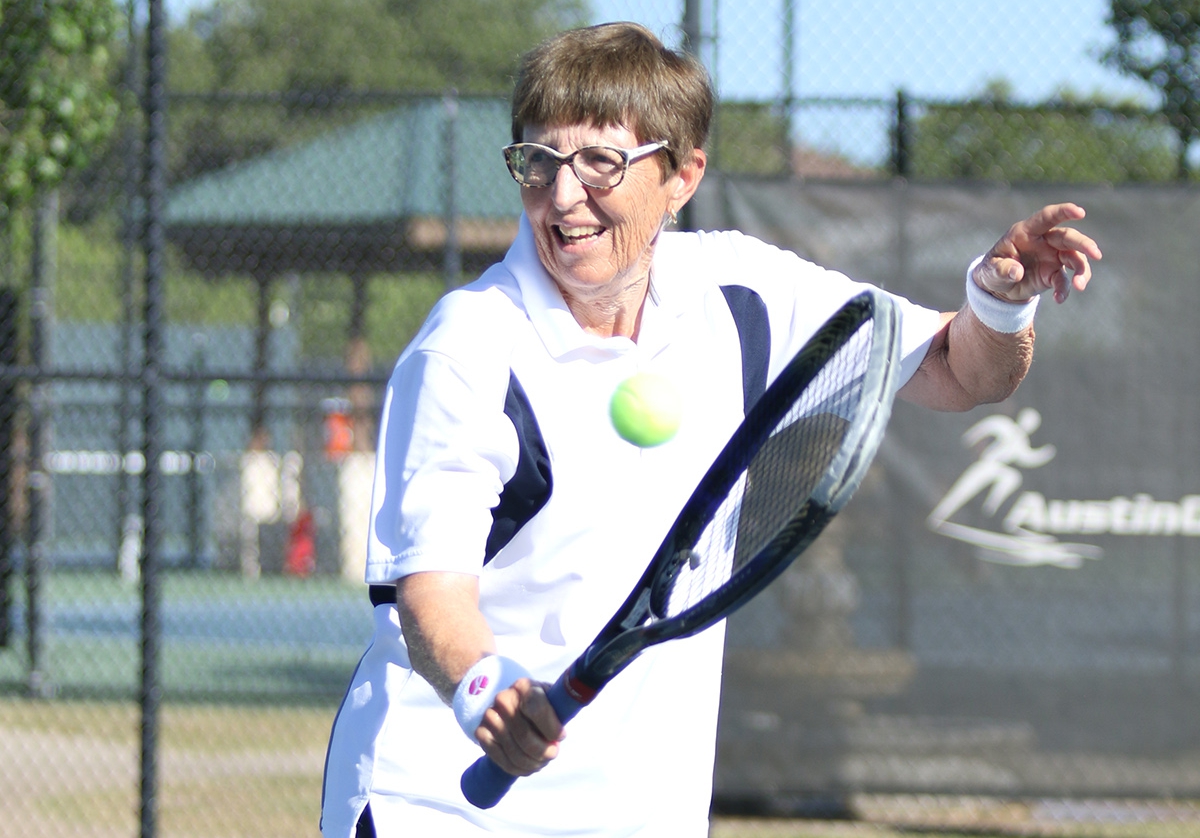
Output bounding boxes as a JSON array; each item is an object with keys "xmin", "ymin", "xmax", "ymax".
[
  {"xmin": 452, "ymin": 655, "xmax": 532, "ymax": 744},
  {"xmin": 965, "ymin": 256, "xmax": 1039, "ymax": 333}
]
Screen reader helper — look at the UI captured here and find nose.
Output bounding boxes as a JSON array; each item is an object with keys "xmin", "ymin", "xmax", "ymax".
[{"xmin": 549, "ymin": 160, "xmax": 589, "ymax": 208}]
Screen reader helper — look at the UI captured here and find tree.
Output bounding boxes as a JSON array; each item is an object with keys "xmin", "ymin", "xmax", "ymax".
[
  {"xmin": 164, "ymin": 0, "xmax": 587, "ymax": 180},
  {"xmin": 908, "ymin": 82, "xmax": 1177, "ymax": 183},
  {"xmin": 171, "ymin": 0, "xmax": 587, "ymax": 94},
  {"xmin": 0, "ymin": 0, "xmax": 121, "ymax": 225},
  {"xmin": 1103, "ymin": 0, "xmax": 1200, "ymax": 179}
]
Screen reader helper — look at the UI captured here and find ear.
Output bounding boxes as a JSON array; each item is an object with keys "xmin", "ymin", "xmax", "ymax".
[{"xmin": 668, "ymin": 148, "xmax": 707, "ymax": 215}]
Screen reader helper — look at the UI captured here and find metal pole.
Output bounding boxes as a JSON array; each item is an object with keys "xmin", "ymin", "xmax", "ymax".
[
  {"xmin": 0, "ymin": 289, "xmax": 16, "ymax": 649},
  {"xmin": 25, "ymin": 189, "xmax": 57, "ymax": 699},
  {"xmin": 140, "ymin": 0, "xmax": 168, "ymax": 834},
  {"xmin": 680, "ymin": 0, "xmax": 703, "ymax": 232},
  {"xmin": 444, "ymin": 89, "xmax": 461, "ymax": 290},
  {"xmin": 892, "ymin": 89, "xmax": 910, "ymax": 179},
  {"xmin": 782, "ymin": 0, "xmax": 796, "ymax": 164},
  {"xmin": 250, "ymin": 277, "xmax": 272, "ymax": 444},
  {"xmin": 188, "ymin": 335, "xmax": 206, "ymax": 568},
  {"xmin": 783, "ymin": 0, "xmax": 794, "ymax": 109},
  {"xmin": 118, "ymin": 0, "xmax": 143, "ymax": 581},
  {"xmin": 682, "ymin": 0, "xmax": 701, "ymax": 53}
]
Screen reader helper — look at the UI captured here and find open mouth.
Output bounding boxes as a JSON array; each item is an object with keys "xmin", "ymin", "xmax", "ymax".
[{"xmin": 555, "ymin": 224, "xmax": 605, "ymax": 245}]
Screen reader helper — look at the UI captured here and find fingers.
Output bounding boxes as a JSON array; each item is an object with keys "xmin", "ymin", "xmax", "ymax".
[
  {"xmin": 1052, "ymin": 246, "xmax": 1096, "ymax": 303},
  {"xmin": 1043, "ymin": 224, "xmax": 1103, "ymax": 262},
  {"xmin": 475, "ymin": 679, "xmax": 564, "ymax": 777},
  {"xmin": 1046, "ymin": 226, "xmax": 1099, "ymax": 303},
  {"xmin": 1051, "ymin": 264, "xmax": 1072, "ymax": 304},
  {"xmin": 1008, "ymin": 202, "xmax": 1086, "ymax": 244},
  {"xmin": 980, "ymin": 255, "xmax": 1024, "ymax": 286},
  {"xmin": 983, "ymin": 203, "xmax": 1102, "ymax": 304},
  {"xmin": 1028, "ymin": 201, "xmax": 1086, "ymax": 233},
  {"xmin": 1003, "ymin": 204, "xmax": 1100, "ymax": 260}
]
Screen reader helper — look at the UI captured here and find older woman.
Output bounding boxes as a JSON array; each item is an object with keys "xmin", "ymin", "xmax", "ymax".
[{"xmin": 321, "ymin": 22, "xmax": 1101, "ymax": 838}]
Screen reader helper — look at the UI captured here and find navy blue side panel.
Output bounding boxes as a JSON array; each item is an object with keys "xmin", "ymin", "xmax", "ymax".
[
  {"xmin": 720, "ymin": 284, "xmax": 771, "ymax": 412},
  {"xmin": 483, "ymin": 373, "xmax": 553, "ymax": 563},
  {"xmin": 367, "ymin": 373, "xmax": 552, "ymax": 604}
]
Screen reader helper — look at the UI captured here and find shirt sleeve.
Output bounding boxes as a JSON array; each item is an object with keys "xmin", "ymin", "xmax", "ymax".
[
  {"xmin": 689, "ymin": 229, "xmax": 943, "ymax": 388},
  {"xmin": 364, "ymin": 348, "xmax": 520, "ymax": 584}
]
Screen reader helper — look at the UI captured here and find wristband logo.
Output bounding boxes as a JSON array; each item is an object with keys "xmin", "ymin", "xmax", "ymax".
[
  {"xmin": 467, "ymin": 675, "xmax": 490, "ymax": 696},
  {"xmin": 927, "ymin": 407, "xmax": 1200, "ymax": 568}
]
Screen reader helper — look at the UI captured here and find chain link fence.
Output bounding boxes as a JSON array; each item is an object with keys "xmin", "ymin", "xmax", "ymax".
[{"xmin": 2, "ymin": 1, "xmax": 1199, "ymax": 836}]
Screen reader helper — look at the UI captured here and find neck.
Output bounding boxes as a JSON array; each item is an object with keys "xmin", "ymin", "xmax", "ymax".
[{"xmin": 563, "ymin": 273, "xmax": 649, "ymax": 340}]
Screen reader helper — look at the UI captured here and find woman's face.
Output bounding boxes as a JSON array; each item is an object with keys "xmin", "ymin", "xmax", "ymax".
[{"xmin": 519, "ymin": 123, "xmax": 690, "ymax": 310}]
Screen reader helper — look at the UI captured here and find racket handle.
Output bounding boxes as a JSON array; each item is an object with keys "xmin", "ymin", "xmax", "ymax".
[
  {"xmin": 460, "ymin": 755, "xmax": 518, "ymax": 809},
  {"xmin": 545, "ymin": 673, "xmax": 586, "ymax": 724},
  {"xmin": 460, "ymin": 672, "xmax": 588, "ymax": 808}
]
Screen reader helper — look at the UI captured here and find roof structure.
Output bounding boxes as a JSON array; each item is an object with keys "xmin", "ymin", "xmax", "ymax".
[{"xmin": 166, "ymin": 96, "xmax": 522, "ymax": 277}]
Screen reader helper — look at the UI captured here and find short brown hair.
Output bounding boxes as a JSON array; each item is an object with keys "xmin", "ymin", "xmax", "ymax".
[{"xmin": 510, "ymin": 23, "xmax": 713, "ymax": 179}]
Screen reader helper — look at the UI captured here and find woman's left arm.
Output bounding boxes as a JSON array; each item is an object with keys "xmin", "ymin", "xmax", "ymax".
[{"xmin": 899, "ymin": 203, "xmax": 1103, "ymax": 412}]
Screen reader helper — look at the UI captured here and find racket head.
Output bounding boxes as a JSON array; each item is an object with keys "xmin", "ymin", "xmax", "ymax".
[{"xmin": 581, "ymin": 289, "xmax": 901, "ymax": 682}]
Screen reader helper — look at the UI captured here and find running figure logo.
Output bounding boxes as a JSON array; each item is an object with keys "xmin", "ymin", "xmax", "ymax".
[{"xmin": 926, "ymin": 408, "xmax": 1102, "ymax": 568}]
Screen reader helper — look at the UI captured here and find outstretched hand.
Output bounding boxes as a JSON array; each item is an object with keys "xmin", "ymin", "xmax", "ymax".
[{"xmin": 973, "ymin": 203, "xmax": 1103, "ymax": 304}]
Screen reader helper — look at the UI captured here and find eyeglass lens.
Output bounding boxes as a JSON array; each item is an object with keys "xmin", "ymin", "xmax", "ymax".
[{"xmin": 508, "ymin": 145, "xmax": 634, "ymax": 188}]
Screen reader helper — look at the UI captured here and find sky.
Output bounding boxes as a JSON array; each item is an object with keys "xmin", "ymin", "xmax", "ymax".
[
  {"xmin": 588, "ymin": 0, "xmax": 1157, "ymax": 164},
  {"xmin": 591, "ymin": 0, "xmax": 1153, "ymax": 103},
  {"xmin": 164, "ymin": 0, "xmax": 1152, "ymax": 105}
]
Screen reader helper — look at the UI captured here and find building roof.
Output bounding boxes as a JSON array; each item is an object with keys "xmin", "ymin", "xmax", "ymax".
[{"xmin": 166, "ymin": 96, "xmax": 521, "ymax": 276}]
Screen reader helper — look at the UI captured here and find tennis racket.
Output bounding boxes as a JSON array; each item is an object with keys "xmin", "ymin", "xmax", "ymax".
[{"xmin": 461, "ymin": 289, "xmax": 901, "ymax": 808}]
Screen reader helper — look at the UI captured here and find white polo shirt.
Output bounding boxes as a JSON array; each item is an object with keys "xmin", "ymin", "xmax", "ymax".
[{"xmin": 321, "ymin": 216, "xmax": 942, "ymax": 837}]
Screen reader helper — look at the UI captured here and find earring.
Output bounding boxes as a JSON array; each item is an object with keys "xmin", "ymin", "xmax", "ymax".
[{"xmin": 667, "ymin": 209, "xmax": 678, "ymax": 226}]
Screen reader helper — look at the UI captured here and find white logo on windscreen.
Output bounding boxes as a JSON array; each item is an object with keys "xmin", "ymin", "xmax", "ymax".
[{"xmin": 927, "ymin": 408, "xmax": 1200, "ymax": 569}]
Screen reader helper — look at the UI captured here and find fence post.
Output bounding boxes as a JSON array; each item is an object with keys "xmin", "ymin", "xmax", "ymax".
[
  {"xmin": 0, "ymin": 288, "xmax": 16, "ymax": 649},
  {"xmin": 443, "ymin": 89, "xmax": 461, "ymax": 290},
  {"xmin": 892, "ymin": 89, "xmax": 910, "ymax": 179},
  {"xmin": 250, "ymin": 275, "xmax": 273, "ymax": 446},
  {"xmin": 118, "ymin": 0, "xmax": 144, "ymax": 581},
  {"xmin": 140, "ymin": 0, "xmax": 168, "ymax": 835},
  {"xmin": 26, "ymin": 189, "xmax": 57, "ymax": 699},
  {"xmin": 188, "ymin": 334, "xmax": 207, "ymax": 568},
  {"xmin": 679, "ymin": 0, "xmax": 703, "ymax": 231}
]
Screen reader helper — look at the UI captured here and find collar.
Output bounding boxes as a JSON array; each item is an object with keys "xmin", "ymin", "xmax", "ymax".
[{"xmin": 502, "ymin": 214, "xmax": 702, "ymax": 359}]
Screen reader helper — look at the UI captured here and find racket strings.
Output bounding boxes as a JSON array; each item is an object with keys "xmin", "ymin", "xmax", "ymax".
[{"xmin": 663, "ymin": 322, "xmax": 877, "ymax": 618}]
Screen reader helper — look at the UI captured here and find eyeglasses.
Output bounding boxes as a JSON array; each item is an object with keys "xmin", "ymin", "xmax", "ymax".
[{"xmin": 502, "ymin": 141, "xmax": 669, "ymax": 189}]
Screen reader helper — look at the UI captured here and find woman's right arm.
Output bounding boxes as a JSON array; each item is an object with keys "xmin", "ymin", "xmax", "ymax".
[
  {"xmin": 396, "ymin": 571, "xmax": 564, "ymax": 776},
  {"xmin": 395, "ymin": 571, "xmax": 495, "ymax": 703}
]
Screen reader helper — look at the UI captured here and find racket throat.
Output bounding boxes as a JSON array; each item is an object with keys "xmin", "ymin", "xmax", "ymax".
[{"xmin": 560, "ymin": 663, "xmax": 599, "ymax": 706}]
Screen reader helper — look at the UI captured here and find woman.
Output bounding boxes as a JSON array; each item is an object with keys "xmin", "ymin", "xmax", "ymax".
[{"xmin": 321, "ymin": 22, "xmax": 1101, "ymax": 838}]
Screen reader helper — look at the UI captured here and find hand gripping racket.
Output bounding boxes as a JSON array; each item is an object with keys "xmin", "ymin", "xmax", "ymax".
[{"xmin": 461, "ymin": 289, "xmax": 901, "ymax": 808}]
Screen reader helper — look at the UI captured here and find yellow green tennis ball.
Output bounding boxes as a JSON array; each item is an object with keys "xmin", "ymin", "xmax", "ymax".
[{"xmin": 610, "ymin": 373, "xmax": 682, "ymax": 447}]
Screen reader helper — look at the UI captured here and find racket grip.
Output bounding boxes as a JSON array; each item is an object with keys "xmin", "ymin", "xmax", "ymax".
[
  {"xmin": 460, "ymin": 754, "xmax": 518, "ymax": 809},
  {"xmin": 460, "ymin": 672, "xmax": 588, "ymax": 808}
]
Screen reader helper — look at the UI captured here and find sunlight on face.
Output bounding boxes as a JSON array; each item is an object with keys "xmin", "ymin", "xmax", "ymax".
[{"xmin": 519, "ymin": 123, "xmax": 681, "ymax": 313}]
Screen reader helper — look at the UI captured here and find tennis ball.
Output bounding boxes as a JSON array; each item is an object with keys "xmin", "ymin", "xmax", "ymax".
[
  {"xmin": 207, "ymin": 379, "xmax": 230, "ymax": 402},
  {"xmin": 610, "ymin": 372, "xmax": 682, "ymax": 448}
]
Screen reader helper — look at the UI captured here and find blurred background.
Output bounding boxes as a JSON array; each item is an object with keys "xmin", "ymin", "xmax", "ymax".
[{"xmin": 2, "ymin": 1, "xmax": 1200, "ymax": 836}]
